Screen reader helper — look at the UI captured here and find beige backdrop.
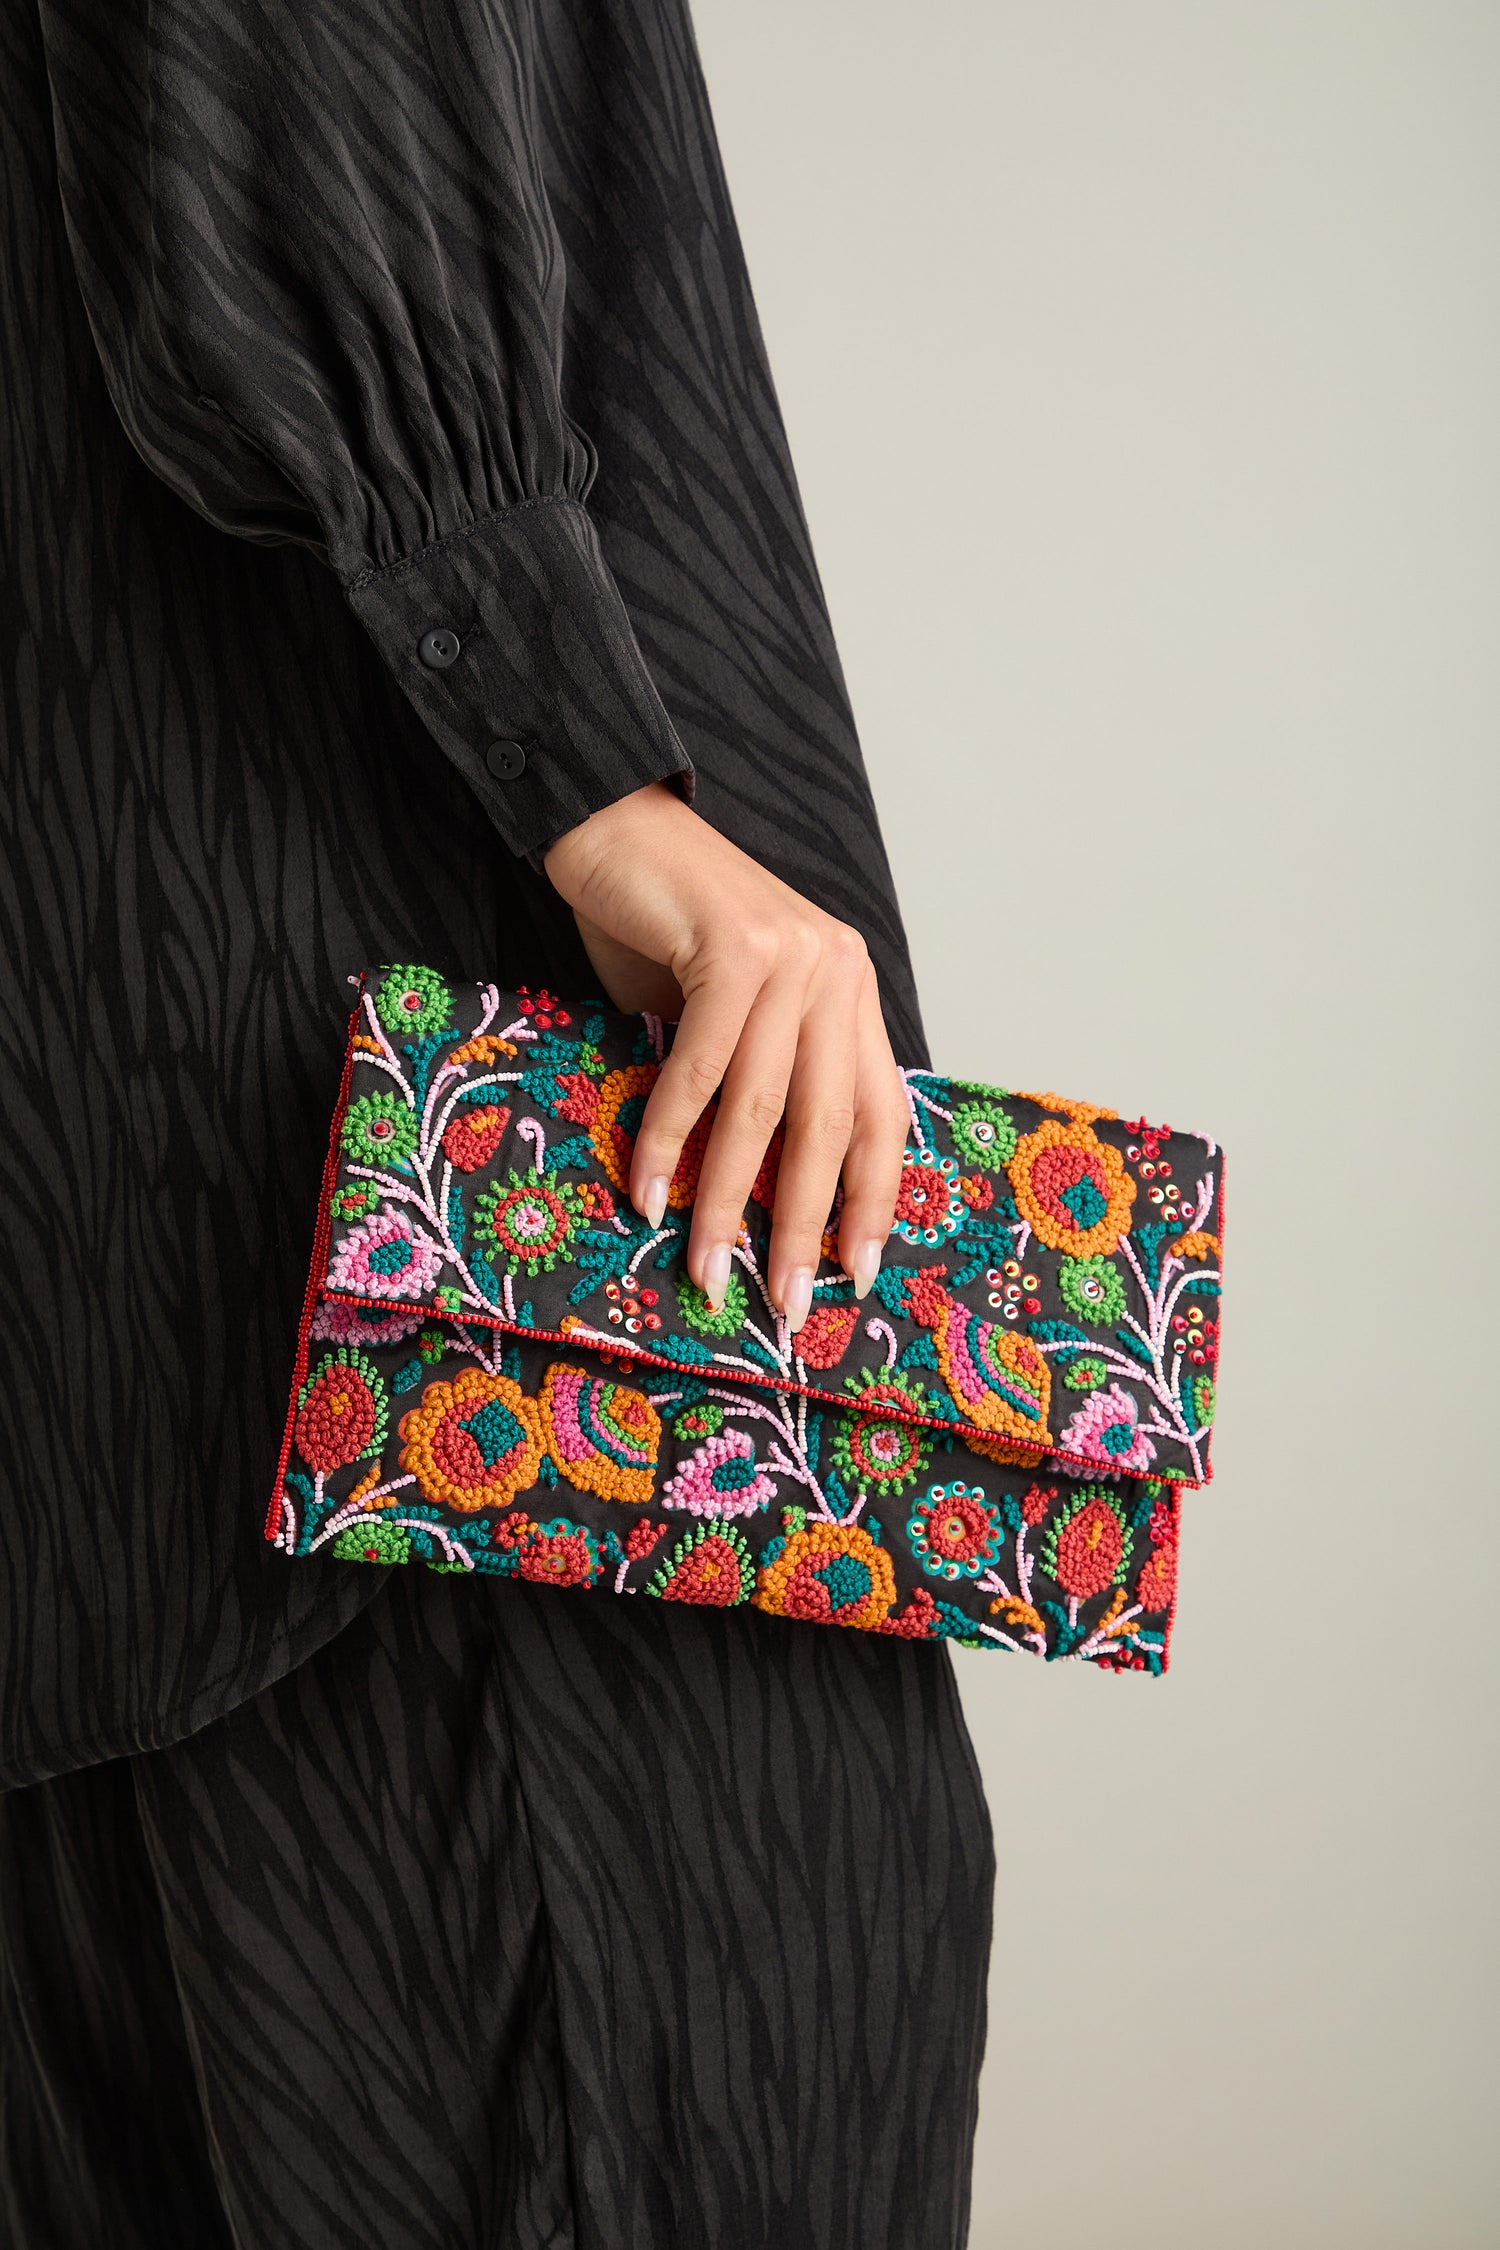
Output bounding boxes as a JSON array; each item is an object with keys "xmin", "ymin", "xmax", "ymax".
[{"xmin": 692, "ymin": 3, "xmax": 1499, "ymax": 2243}]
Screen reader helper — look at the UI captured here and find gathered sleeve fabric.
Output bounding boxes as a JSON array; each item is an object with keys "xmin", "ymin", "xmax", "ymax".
[{"xmin": 35, "ymin": 0, "xmax": 695, "ymax": 857}]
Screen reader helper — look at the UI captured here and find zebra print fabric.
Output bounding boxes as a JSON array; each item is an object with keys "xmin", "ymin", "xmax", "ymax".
[
  {"xmin": 1, "ymin": 0, "xmax": 930, "ymax": 1782},
  {"xmin": 0, "ymin": 1564, "xmax": 994, "ymax": 2248}
]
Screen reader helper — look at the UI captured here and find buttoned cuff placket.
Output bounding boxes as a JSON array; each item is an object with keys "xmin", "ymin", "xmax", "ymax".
[{"xmin": 344, "ymin": 495, "xmax": 695, "ymax": 861}]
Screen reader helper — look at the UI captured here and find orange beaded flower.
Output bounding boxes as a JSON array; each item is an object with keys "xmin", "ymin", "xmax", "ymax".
[
  {"xmin": 398, "ymin": 1367, "xmax": 545, "ymax": 1513},
  {"xmin": 754, "ymin": 1518, "xmax": 896, "ymax": 1632},
  {"xmin": 1007, "ymin": 1117, "xmax": 1135, "ymax": 1258}
]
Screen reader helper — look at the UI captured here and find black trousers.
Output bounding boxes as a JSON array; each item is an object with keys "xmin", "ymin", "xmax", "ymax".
[{"xmin": 0, "ymin": 1568, "xmax": 993, "ymax": 2249}]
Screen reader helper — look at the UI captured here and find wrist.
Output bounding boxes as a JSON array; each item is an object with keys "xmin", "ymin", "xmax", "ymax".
[{"xmin": 542, "ymin": 777, "xmax": 688, "ymax": 897}]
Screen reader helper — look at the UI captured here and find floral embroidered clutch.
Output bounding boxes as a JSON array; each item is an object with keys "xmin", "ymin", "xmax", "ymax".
[{"xmin": 269, "ymin": 966, "xmax": 1225, "ymax": 1673}]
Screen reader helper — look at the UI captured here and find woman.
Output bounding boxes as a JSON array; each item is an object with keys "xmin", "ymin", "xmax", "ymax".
[{"xmin": 0, "ymin": 1, "xmax": 994, "ymax": 2242}]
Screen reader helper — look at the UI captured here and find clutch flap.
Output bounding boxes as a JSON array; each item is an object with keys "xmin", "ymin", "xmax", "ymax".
[{"xmin": 319, "ymin": 966, "xmax": 1223, "ymax": 1491}]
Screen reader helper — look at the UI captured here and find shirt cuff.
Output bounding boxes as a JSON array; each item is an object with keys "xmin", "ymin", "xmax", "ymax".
[{"xmin": 342, "ymin": 495, "xmax": 695, "ymax": 859}]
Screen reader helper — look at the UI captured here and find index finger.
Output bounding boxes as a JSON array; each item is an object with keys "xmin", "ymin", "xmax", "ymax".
[{"xmin": 628, "ymin": 974, "xmax": 760, "ymax": 1228}]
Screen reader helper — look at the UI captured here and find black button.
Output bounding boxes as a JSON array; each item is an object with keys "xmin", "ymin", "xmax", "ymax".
[
  {"xmin": 485, "ymin": 739, "xmax": 527, "ymax": 781},
  {"xmin": 417, "ymin": 627, "xmax": 461, "ymax": 669}
]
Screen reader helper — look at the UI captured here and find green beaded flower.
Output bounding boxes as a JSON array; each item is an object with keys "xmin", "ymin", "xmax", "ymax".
[
  {"xmin": 832, "ymin": 1411, "xmax": 933, "ymax": 1498},
  {"xmin": 829, "ymin": 1366, "xmax": 936, "ymax": 1496},
  {"xmin": 838, "ymin": 1362, "xmax": 934, "ymax": 1417},
  {"xmin": 474, "ymin": 1171, "xmax": 586, "ymax": 1277},
  {"xmin": 1057, "ymin": 1254, "xmax": 1127, "ymax": 1325},
  {"xmin": 1063, "ymin": 1352, "xmax": 1109, "ymax": 1390},
  {"xmin": 331, "ymin": 1520, "xmax": 412, "ymax": 1567},
  {"xmin": 949, "ymin": 1098, "xmax": 1017, "ymax": 1171},
  {"xmin": 332, "ymin": 1181, "xmax": 382, "ymax": 1221},
  {"xmin": 341, "ymin": 1090, "xmax": 419, "ymax": 1168},
  {"xmin": 374, "ymin": 964, "xmax": 454, "ymax": 1040},
  {"xmin": 673, "ymin": 1399, "xmax": 725, "ymax": 1441},
  {"xmin": 676, "ymin": 1269, "xmax": 748, "ymax": 1338}
]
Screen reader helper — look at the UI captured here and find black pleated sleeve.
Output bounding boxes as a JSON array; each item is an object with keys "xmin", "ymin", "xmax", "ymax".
[{"xmin": 35, "ymin": 0, "xmax": 695, "ymax": 857}]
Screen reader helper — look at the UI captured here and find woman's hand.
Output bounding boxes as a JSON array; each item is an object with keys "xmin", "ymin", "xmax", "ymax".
[{"xmin": 542, "ymin": 781, "xmax": 908, "ymax": 1332}]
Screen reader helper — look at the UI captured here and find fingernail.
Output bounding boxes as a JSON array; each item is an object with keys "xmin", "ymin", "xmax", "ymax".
[
  {"xmin": 639, "ymin": 1176, "xmax": 669, "ymax": 1229},
  {"xmin": 851, "ymin": 1242, "xmax": 884, "ymax": 1300},
  {"xmin": 782, "ymin": 1268, "xmax": 814, "ymax": 1334},
  {"xmin": 701, "ymin": 1241, "xmax": 731, "ymax": 1309}
]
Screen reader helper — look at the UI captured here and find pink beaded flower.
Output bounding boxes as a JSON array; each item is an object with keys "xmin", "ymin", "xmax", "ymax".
[
  {"xmin": 328, "ymin": 1210, "xmax": 445, "ymax": 1301},
  {"xmin": 660, "ymin": 1429, "xmax": 777, "ymax": 1520},
  {"xmin": 1058, "ymin": 1383, "xmax": 1157, "ymax": 1475}
]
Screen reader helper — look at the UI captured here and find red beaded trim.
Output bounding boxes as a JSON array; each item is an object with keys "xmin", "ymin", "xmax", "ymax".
[
  {"xmin": 304, "ymin": 1281, "xmax": 1209, "ymax": 1492},
  {"xmin": 265, "ymin": 981, "xmax": 368, "ymax": 1540},
  {"xmin": 1157, "ymin": 1146, "xmax": 1226, "ymax": 1670}
]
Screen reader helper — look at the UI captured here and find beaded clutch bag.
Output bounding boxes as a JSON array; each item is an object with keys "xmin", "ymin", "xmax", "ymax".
[{"xmin": 269, "ymin": 965, "xmax": 1225, "ymax": 1673}]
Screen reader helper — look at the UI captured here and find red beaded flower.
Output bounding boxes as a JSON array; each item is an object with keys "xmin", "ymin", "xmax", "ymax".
[{"xmin": 294, "ymin": 1351, "xmax": 387, "ymax": 1473}]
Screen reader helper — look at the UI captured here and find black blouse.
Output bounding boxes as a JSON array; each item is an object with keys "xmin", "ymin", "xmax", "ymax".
[{"xmin": 1, "ymin": 0, "xmax": 926, "ymax": 1784}]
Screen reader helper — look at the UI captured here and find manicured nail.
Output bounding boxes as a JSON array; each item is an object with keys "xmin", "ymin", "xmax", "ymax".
[
  {"xmin": 701, "ymin": 1241, "xmax": 731, "ymax": 1309},
  {"xmin": 782, "ymin": 1268, "xmax": 814, "ymax": 1334},
  {"xmin": 850, "ymin": 1242, "xmax": 884, "ymax": 1300},
  {"xmin": 639, "ymin": 1176, "xmax": 669, "ymax": 1228}
]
